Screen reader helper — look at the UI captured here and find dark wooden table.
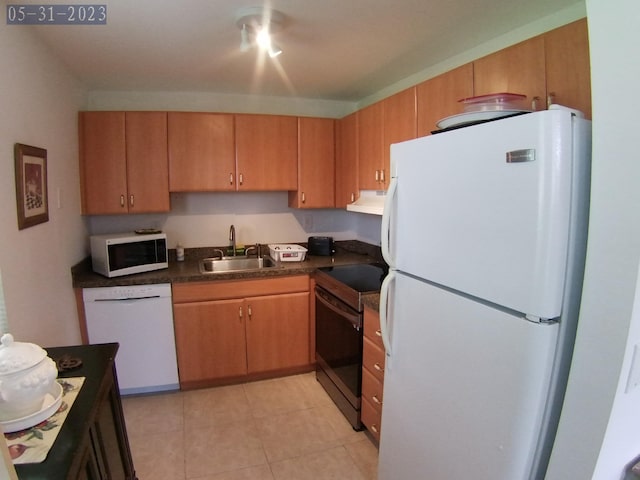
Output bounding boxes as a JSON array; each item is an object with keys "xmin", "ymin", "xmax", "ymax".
[{"xmin": 14, "ymin": 343, "xmax": 137, "ymax": 480}]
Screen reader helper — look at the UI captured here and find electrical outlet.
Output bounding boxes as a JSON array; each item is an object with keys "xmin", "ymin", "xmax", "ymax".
[{"xmin": 625, "ymin": 344, "xmax": 640, "ymax": 394}]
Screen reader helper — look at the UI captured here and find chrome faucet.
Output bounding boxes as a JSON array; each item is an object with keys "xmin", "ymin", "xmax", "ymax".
[{"xmin": 229, "ymin": 224, "xmax": 236, "ymax": 256}]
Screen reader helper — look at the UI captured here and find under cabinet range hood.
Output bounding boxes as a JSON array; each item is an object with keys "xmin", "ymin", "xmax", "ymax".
[{"xmin": 346, "ymin": 190, "xmax": 386, "ymax": 215}]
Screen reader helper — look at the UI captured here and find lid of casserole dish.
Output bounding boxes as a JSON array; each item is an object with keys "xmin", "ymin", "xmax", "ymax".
[{"xmin": 0, "ymin": 333, "xmax": 47, "ymax": 375}]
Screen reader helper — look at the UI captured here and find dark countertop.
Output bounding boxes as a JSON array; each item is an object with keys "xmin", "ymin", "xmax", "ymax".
[
  {"xmin": 72, "ymin": 240, "xmax": 385, "ymax": 306},
  {"xmin": 362, "ymin": 293, "xmax": 381, "ymax": 311}
]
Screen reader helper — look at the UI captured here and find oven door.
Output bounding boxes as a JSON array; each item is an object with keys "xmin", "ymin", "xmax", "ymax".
[{"xmin": 315, "ymin": 286, "xmax": 363, "ymax": 408}]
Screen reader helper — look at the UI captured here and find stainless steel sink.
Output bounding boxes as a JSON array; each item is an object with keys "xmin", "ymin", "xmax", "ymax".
[{"xmin": 198, "ymin": 255, "xmax": 278, "ymax": 274}]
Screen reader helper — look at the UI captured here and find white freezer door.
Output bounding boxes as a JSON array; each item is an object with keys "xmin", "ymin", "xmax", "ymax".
[
  {"xmin": 378, "ymin": 273, "xmax": 558, "ymax": 480},
  {"xmin": 389, "ymin": 110, "xmax": 581, "ymax": 320}
]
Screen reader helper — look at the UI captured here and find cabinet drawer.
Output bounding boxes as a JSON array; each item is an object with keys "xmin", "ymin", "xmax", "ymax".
[
  {"xmin": 361, "ymin": 397, "xmax": 382, "ymax": 443},
  {"xmin": 361, "ymin": 366, "xmax": 384, "ymax": 413},
  {"xmin": 364, "ymin": 306, "xmax": 384, "ymax": 348},
  {"xmin": 363, "ymin": 336, "xmax": 385, "ymax": 382}
]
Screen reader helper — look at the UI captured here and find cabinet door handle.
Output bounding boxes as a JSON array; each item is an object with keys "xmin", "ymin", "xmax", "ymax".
[
  {"xmin": 372, "ymin": 395, "xmax": 382, "ymax": 405},
  {"xmin": 120, "ymin": 195, "xmax": 125, "ymax": 207},
  {"xmin": 301, "ymin": 192, "xmax": 306, "ymax": 203},
  {"xmin": 239, "ymin": 173, "xmax": 244, "ymax": 186},
  {"xmin": 350, "ymin": 192, "xmax": 355, "ymax": 203},
  {"xmin": 547, "ymin": 92, "xmax": 556, "ymax": 109},
  {"xmin": 229, "ymin": 173, "xmax": 234, "ymax": 185},
  {"xmin": 239, "ymin": 306, "xmax": 243, "ymax": 318},
  {"xmin": 129, "ymin": 195, "xmax": 134, "ymax": 207},
  {"xmin": 375, "ymin": 329, "xmax": 382, "ymax": 337},
  {"xmin": 380, "ymin": 169, "xmax": 385, "ymax": 183},
  {"xmin": 373, "ymin": 363, "xmax": 384, "ymax": 372},
  {"xmin": 370, "ymin": 424, "xmax": 379, "ymax": 434},
  {"xmin": 531, "ymin": 96, "xmax": 540, "ymax": 111},
  {"xmin": 375, "ymin": 170, "xmax": 380, "ymax": 182},
  {"xmin": 248, "ymin": 305, "xmax": 252, "ymax": 318}
]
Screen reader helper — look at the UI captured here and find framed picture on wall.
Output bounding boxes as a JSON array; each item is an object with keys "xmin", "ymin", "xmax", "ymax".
[{"xmin": 14, "ymin": 143, "xmax": 48, "ymax": 230}]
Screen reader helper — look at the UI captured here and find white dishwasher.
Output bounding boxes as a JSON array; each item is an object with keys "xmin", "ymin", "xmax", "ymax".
[{"xmin": 83, "ymin": 283, "xmax": 179, "ymax": 395}]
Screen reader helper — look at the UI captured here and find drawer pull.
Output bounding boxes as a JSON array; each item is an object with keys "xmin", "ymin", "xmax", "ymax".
[
  {"xmin": 372, "ymin": 395, "xmax": 382, "ymax": 405},
  {"xmin": 373, "ymin": 363, "xmax": 383, "ymax": 372},
  {"xmin": 375, "ymin": 329, "xmax": 382, "ymax": 337},
  {"xmin": 370, "ymin": 424, "xmax": 379, "ymax": 434}
]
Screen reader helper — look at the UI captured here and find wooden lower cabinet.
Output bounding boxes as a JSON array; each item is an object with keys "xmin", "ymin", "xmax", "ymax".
[
  {"xmin": 246, "ymin": 292, "xmax": 310, "ymax": 374},
  {"xmin": 361, "ymin": 396, "xmax": 382, "ymax": 444},
  {"xmin": 362, "ymin": 306, "xmax": 385, "ymax": 443},
  {"xmin": 173, "ymin": 298, "xmax": 248, "ymax": 384},
  {"xmin": 172, "ymin": 275, "xmax": 312, "ymax": 389}
]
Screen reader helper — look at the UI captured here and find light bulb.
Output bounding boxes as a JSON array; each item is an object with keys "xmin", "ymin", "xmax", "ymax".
[{"xmin": 256, "ymin": 27, "xmax": 271, "ymax": 50}]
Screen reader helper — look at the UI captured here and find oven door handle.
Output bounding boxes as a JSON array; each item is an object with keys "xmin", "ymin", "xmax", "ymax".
[{"xmin": 315, "ymin": 289, "xmax": 361, "ymax": 329}]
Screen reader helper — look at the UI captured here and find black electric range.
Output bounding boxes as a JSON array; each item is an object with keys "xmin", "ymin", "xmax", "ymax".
[{"xmin": 314, "ymin": 262, "xmax": 387, "ymax": 430}]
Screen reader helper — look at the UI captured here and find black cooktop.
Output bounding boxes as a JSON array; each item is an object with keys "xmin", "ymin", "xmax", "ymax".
[{"xmin": 317, "ymin": 263, "xmax": 387, "ymax": 293}]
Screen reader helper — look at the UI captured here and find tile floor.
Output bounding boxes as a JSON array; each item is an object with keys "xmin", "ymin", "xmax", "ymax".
[{"xmin": 121, "ymin": 372, "xmax": 379, "ymax": 480}]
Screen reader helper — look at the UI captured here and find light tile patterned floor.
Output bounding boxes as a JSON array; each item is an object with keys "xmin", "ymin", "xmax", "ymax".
[{"xmin": 122, "ymin": 372, "xmax": 379, "ymax": 480}]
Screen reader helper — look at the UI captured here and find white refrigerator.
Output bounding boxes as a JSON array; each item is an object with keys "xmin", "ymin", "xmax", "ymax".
[{"xmin": 378, "ymin": 108, "xmax": 591, "ymax": 480}]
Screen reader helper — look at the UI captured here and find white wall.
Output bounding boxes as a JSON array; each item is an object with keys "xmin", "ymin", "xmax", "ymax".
[
  {"xmin": 83, "ymin": 192, "xmax": 382, "ymax": 251},
  {"xmin": 0, "ymin": 18, "xmax": 87, "ymax": 346},
  {"xmin": 545, "ymin": 1, "xmax": 640, "ymax": 478}
]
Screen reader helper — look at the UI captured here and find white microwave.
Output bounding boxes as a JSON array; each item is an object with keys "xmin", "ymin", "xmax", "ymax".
[{"xmin": 90, "ymin": 232, "xmax": 168, "ymax": 278}]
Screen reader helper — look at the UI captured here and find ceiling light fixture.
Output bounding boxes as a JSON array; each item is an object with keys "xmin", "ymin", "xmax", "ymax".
[{"xmin": 235, "ymin": 6, "xmax": 286, "ymax": 58}]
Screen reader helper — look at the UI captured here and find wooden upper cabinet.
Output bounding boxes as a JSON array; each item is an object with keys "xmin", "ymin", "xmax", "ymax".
[
  {"xmin": 545, "ymin": 18, "xmax": 591, "ymax": 119},
  {"xmin": 473, "ymin": 35, "xmax": 546, "ymax": 111},
  {"xmin": 79, "ymin": 111, "xmax": 170, "ymax": 215},
  {"xmin": 126, "ymin": 112, "xmax": 170, "ymax": 213},
  {"xmin": 417, "ymin": 64, "xmax": 474, "ymax": 136},
  {"xmin": 79, "ymin": 112, "xmax": 126, "ymax": 214},
  {"xmin": 335, "ymin": 112, "xmax": 359, "ymax": 208},
  {"xmin": 357, "ymin": 101, "xmax": 384, "ymax": 191},
  {"xmin": 168, "ymin": 112, "xmax": 235, "ymax": 192},
  {"xmin": 383, "ymin": 87, "xmax": 417, "ymax": 173},
  {"xmin": 235, "ymin": 114, "xmax": 298, "ymax": 191},
  {"xmin": 289, "ymin": 117, "xmax": 335, "ymax": 209}
]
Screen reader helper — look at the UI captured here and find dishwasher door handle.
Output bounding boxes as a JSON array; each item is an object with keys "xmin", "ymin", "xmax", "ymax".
[{"xmin": 94, "ymin": 295, "xmax": 162, "ymax": 302}]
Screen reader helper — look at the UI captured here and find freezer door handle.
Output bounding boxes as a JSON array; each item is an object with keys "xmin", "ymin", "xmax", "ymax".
[
  {"xmin": 379, "ymin": 270, "xmax": 396, "ymax": 356},
  {"xmin": 506, "ymin": 148, "xmax": 536, "ymax": 163},
  {"xmin": 381, "ymin": 176, "xmax": 398, "ymax": 268}
]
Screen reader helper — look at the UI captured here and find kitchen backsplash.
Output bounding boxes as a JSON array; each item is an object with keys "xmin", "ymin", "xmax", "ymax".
[{"xmin": 83, "ymin": 192, "xmax": 382, "ymax": 253}]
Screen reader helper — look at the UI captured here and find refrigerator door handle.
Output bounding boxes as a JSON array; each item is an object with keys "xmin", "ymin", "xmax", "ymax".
[
  {"xmin": 381, "ymin": 176, "xmax": 398, "ymax": 268},
  {"xmin": 379, "ymin": 270, "xmax": 396, "ymax": 357}
]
